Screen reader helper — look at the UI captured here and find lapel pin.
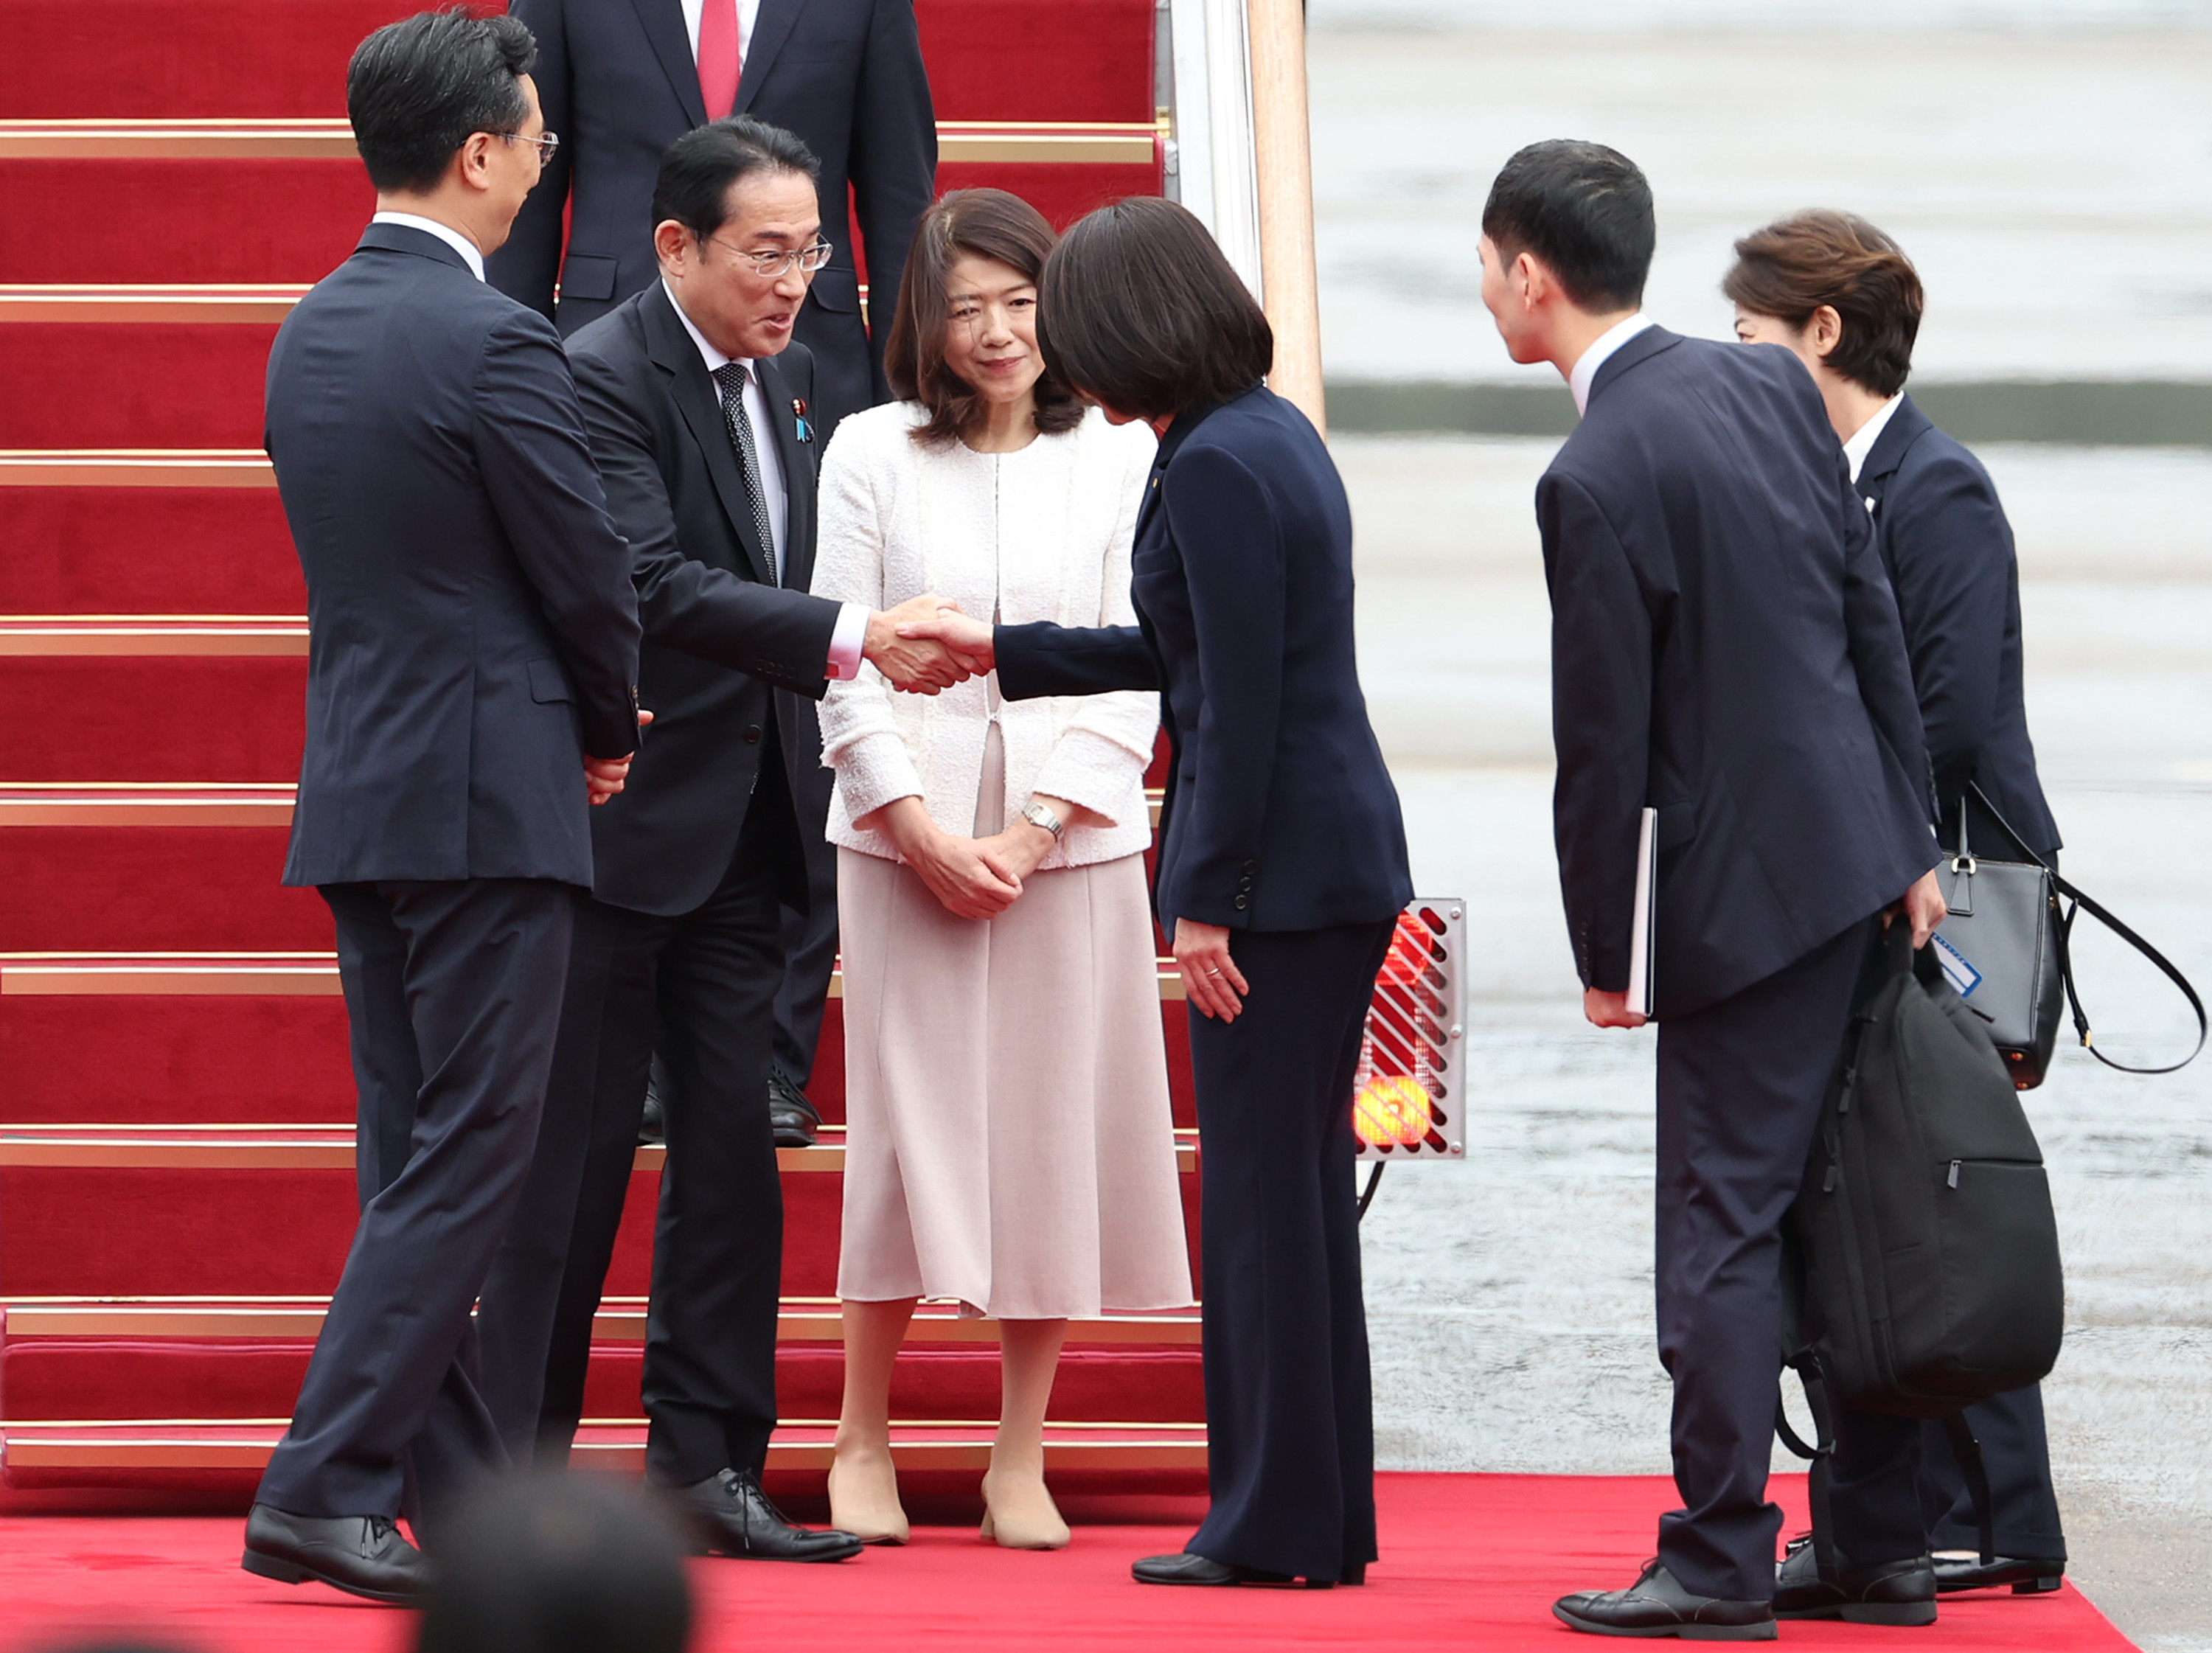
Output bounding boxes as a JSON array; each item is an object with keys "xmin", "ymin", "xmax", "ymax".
[{"xmin": 792, "ymin": 397, "xmax": 813, "ymax": 443}]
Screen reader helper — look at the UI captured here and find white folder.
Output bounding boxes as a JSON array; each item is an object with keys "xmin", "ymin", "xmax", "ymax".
[{"xmin": 1627, "ymin": 807, "xmax": 1658, "ymax": 1017}]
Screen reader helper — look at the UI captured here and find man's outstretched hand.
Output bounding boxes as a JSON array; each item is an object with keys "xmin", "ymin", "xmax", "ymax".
[
  {"xmin": 865, "ymin": 594, "xmax": 975, "ymax": 694},
  {"xmin": 894, "ymin": 608, "xmax": 995, "ymax": 682}
]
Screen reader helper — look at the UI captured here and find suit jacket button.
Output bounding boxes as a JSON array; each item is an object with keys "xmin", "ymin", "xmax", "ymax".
[
  {"xmin": 1232, "ymin": 895, "xmax": 1249, "ymax": 911},
  {"xmin": 745, "ymin": 725, "xmax": 763, "ymax": 744},
  {"xmin": 1242, "ymin": 860, "xmax": 1257, "ymax": 873}
]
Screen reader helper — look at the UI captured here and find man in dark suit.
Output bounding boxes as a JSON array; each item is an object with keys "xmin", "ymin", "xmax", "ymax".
[
  {"xmin": 487, "ymin": 0, "xmax": 936, "ymax": 1146},
  {"xmin": 473, "ymin": 116, "xmax": 967, "ymax": 1564},
  {"xmin": 1475, "ymin": 142, "xmax": 1948, "ymax": 1640},
  {"xmin": 1725, "ymin": 211, "xmax": 2066, "ymax": 1596},
  {"xmin": 241, "ymin": 11, "xmax": 641, "ymax": 1604}
]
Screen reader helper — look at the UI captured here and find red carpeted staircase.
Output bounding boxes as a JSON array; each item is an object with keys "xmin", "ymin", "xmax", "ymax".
[{"xmin": 0, "ymin": 0, "xmax": 1208, "ymax": 1506}]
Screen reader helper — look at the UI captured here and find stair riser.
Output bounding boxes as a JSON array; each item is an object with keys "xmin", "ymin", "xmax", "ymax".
[
  {"xmin": 3, "ymin": 657, "xmax": 303, "ymax": 780},
  {"xmin": 1, "ymin": 997, "xmax": 356, "ymax": 1122},
  {"xmin": 0, "ymin": 326, "xmax": 278, "ymax": 450},
  {"xmin": 0, "ymin": 994, "xmax": 850, "ymax": 1125},
  {"xmin": 0, "ymin": 0, "xmax": 1156, "ymax": 122},
  {"xmin": 1, "ymin": 828, "xmax": 331, "ymax": 951},
  {"xmin": 0, "ymin": 490, "xmax": 302, "ymax": 613},
  {"xmin": 0, "ymin": 1166, "xmax": 1206, "ymax": 1300},
  {"xmin": 0, "ymin": 1340, "xmax": 1206, "ymax": 1424},
  {"xmin": 0, "ymin": 1166, "xmax": 838, "ymax": 1298},
  {"xmin": 0, "ymin": 161, "xmax": 372, "ymax": 284}
]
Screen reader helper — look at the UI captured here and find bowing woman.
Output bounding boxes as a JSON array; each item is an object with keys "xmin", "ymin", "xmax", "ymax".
[{"xmin": 902, "ymin": 195, "xmax": 1413, "ymax": 1589}]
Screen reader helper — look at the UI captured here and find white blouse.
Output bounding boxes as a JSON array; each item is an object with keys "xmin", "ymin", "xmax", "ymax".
[{"xmin": 814, "ymin": 402, "xmax": 1161, "ymax": 869}]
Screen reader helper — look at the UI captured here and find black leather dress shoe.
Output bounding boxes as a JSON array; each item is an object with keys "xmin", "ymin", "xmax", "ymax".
[
  {"xmin": 639, "ymin": 1079, "xmax": 667, "ymax": 1146},
  {"xmin": 240, "ymin": 1504, "xmax": 431, "ymax": 1604},
  {"xmin": 768, "ymin": 1071, "xmax": 822, "ymax": 1148},
  {"xmin": 1553, "ymin": 1560, "xmax": 1776, "ymax": 1640},
  {"xmin": 1131, "ymin": 1551, "xmax": 1298, "ymax": 1587},
  {"xmin": 1933, "ymin": 1552, "xmax": 2065, "ymax": 1594},
  {"xmin": 1774, "ymin": 1537, "xmax": 1937, "ymax": 1624},
  {"xmin": 670, "ymin": 1467, "xmax": 862, "ymax": 1562}
]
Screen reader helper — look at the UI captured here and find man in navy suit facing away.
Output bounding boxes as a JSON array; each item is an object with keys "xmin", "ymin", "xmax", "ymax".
[
  {"xmin": 241, "ymin": 10, "xmax": 642, "ymax": 1604},
  {"xmin": 1476, "ymin": 141, "xmax": 1949, "ymax": 1640}
]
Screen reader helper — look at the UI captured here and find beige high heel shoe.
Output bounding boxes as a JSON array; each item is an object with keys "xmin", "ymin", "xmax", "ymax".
[
  {"xmin": 827, "ymin": 1451, "xmax": 911, "ymax": 1545},
  {"xmin": 979, "ymin": 1469, "xmax": 1071, "ymax": 1551}
]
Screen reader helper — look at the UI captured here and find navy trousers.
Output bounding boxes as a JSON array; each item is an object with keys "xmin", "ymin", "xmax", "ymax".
[
  {"xmin": 1654, "ymin": 915, "xmax": 1925, "ymax": 1599},
  {"xmin": 257, "ymin": 877, "xmax": 575, "ymax": 1526},
  {"xmin": 1919, "ymin": 1386, "xmax": 2067, "ymax": 1559},
  {"xmin": 1186, "ymin": 919, "xmax": 1397, "ymax": 1584},
  {"xmin": 477, "ymin": 788, "xmax": 790, "ymax": 1485}
]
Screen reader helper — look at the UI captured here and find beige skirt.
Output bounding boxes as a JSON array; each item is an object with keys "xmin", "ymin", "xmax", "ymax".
[{"xmin": 835, "ymin": 837, "xmax": 1194, "ymax": 1319}]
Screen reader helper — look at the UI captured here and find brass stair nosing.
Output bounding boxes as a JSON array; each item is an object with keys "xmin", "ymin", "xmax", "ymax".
[
  {"xmin": 0, "ymin": 449, "xmax": 274, "ymax": 487},
  {"xmin": 0, "ymin": 616, "xmax": 307, "ymax": 656},
  {"xmin": 0, "ymin": 118, "xmax": 1162, "ymax": 167},
  {"xmin": 0, "ymin": 953, "xmax": 1186, "ymax": 1001}
]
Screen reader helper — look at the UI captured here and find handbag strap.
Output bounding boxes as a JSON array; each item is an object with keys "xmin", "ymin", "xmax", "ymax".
[{"xmin": 1968, "ymin": 783, "xmax": 2206, "ymax": 1075}]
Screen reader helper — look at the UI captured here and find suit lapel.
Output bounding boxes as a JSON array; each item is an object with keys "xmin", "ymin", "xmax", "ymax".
[
  {"xmin": 754, "ymin": 352, "xmax": 816, "ymax": 591},
  {"xmin": 629, "ymin": 0, "xmax": 709, "ymax": 128},
  {"xmin": 643, "ymin": 285, "xmax": 777, "ymax": 586},
  {"xmin": 1857, "ymin": 394, "xmax": 1930, "ymax": 512},
  {"xmin": 735, "ymin": 0, "xmax": 804, "ymax": 111}
]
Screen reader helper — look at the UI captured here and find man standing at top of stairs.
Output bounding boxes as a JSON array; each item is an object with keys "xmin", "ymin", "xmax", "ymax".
[
  {"xmin": 240, "ymin": 10, "xmax": 644, "ymax": 1605},
  {"xmin": 489, "ymin": 0, "xmax": 939, "ymax": 1131}
]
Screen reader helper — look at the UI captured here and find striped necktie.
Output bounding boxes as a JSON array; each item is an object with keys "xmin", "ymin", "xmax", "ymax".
[{"xmin": 710, "ymin": 361, "xmax": 779, "ymax": 585}]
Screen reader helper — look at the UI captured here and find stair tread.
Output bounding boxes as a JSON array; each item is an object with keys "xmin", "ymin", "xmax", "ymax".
[
  {"xmin": 0, "ymin": 117, "xmax": 1159, "ymax": 164},
  {"xmin": 0, "ymin": 1121, "xmax": 1199, "ymax": 1172},
  {"xmin": 0, "ymin": 953, "xmax": 1189, "ymax": 1001},
  {"xmin": 0, "ymin": 1417, "xmax": 1208, "ymax": 1471},
  {"xmin": 0, "ymin": 1295, "xmax": 1203, "ymax": 1344},
  {"xmin": 0, "ymin": 616, "xmax": 307, "ymax": 655}
]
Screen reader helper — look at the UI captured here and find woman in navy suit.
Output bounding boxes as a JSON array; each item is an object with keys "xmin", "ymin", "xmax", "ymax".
[
  {"xmin": 904, "ymin": 196, "xmax": 1413, "ymax": 1587},
  {"xmin": 1729, "ymin": 209, "xmax": 2068, "ymax": 1598}
]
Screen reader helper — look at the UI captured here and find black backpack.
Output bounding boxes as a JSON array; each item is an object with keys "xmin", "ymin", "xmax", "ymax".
[{"xmin": 1789, "ymin": 922, "xmax": 2066, "ymax": 1416}]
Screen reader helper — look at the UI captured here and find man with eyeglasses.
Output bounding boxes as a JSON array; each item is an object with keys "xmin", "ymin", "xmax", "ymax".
[
  {"xmin": 243, "ymin": 10, "xmax": 642, "ymax": 1604},
  {"xmin": 473, "ymin": 116, "xmax": 974, "ymax": 1565}
]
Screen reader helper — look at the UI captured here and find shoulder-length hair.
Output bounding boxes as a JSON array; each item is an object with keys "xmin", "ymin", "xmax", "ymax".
[
  {"xmin": 882, "ymin": 189, "xmax": 1085, "ymax": 445},
  {"xmin": 1035, "ymin": 196, "xmax": 1273, "ymax": 422},
  {"xmin": 1723, "ymin": 210, "xmax": 1923, "ymax": 397}
]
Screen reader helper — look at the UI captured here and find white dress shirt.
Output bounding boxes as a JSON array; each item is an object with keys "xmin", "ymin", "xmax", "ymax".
[
  {"xmin": 1567, "ymin": 312, "xmax": 1656, "ymax": 416},
  {"xmin": 678, "ymin": 0, "xmax": 762, "ymax": 57},
  {"xmin": 1843, "ymin": 394, "xmax": 1906, "ymax": 486},
  {"xmin": 663, "ymin": 282, "xmax": 867, "ymax": 678},
  {"xmin": 369, "ymin": 211, "xmax": 485, "ymax": 280}
]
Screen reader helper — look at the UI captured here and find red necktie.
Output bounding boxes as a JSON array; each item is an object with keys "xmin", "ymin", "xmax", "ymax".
[{"xmin": 698, "ymin": 0, "xmax": 740, "ymax": 120}]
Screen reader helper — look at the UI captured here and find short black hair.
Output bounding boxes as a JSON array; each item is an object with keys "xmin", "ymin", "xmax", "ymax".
[
  {"xmin": 1035, "ymin": 196, "xmax": 1273, "ymax": 421},
  {"xmin": 415, "ymin": 1472, "xmax": 691, "ymax": 1653},
  {"xmin": 1481, "ymin": 140, "xmax": 1655, "ymax": 313},
  {"xmin": 650, "ymin": 116, "xmax": 821, "ymax": 241},
  {"xmin": 347, "ymin": 9, "xmax": 537, "ymax": 195}
]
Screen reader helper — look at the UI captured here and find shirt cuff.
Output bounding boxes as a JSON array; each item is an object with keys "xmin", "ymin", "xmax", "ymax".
[{"xmin": 826, "ymin": 602, "xmax": 870, "ymax": 681}]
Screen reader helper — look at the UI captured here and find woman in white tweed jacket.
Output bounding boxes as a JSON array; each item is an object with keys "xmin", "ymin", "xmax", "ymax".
[{"xmin": 812, "ymin": 191, "xmax": 1193, "ymax": 1553}]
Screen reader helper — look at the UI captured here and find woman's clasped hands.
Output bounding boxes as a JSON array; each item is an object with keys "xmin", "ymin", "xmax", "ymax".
[{"xmin": 863, "ymin": 794, "xmax": 1057, "ymax": 921}]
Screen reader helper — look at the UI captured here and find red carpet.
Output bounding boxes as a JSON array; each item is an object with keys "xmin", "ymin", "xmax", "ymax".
[{"xmin": 0, "ymin": 1475, "xmax": 2133, "ymax": 1652}]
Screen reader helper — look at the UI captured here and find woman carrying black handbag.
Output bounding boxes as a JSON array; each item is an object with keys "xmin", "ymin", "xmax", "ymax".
[{"xmin": 1727, "ymin": 210, "xmax": 2070, "ymax": 1598}]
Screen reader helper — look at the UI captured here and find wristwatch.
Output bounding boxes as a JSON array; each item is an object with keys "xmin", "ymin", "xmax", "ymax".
[{"xmin": 1018, "ymin": 801, "xmax": 1065, "ymax": 841}]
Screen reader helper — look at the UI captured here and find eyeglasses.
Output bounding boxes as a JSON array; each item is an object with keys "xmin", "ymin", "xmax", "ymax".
[
  {"xmin": 496, "ymin": 130, "xmax": 561, "ymax": 161},
  {"xmin": 703, "ymin": 235, "xmax": 834, "ymax": 279}
]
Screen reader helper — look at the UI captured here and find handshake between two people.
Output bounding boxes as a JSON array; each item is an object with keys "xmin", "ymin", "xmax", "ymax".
[{"xmin": 580, "ymin": 599, "xmax": 1001, "ymax": 807}]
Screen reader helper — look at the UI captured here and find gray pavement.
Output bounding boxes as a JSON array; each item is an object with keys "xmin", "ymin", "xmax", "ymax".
[{"xmin": 1341, "ymin": 435, "xmax": 2212, "ymax": 1647}]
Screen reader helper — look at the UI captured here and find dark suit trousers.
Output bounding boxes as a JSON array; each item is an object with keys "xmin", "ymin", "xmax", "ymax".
[
  {"xmin": 257, "ymin": 877, "xmax": 574, "ymax": 1525},
  {"xmin": 477, "ymin": 787, "xmax": 790, "ymax": 1484},
  {"xmin": 1185, "ymin": 919, "xmax": 1396, "ymax": 1583},
  {"xmin": 1655, "ymin": 915, "xmax": 1924, "ymax": 1598},
  {"xmin": 1918, "ymin": 1387, "xmax": 2067, "ymax": 1559}
]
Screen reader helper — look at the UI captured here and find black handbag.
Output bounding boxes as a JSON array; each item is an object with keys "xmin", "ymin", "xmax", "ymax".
[{"xmin": 1933, "ymin": 784, "xmax": 2204, "ymax": 1088}]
